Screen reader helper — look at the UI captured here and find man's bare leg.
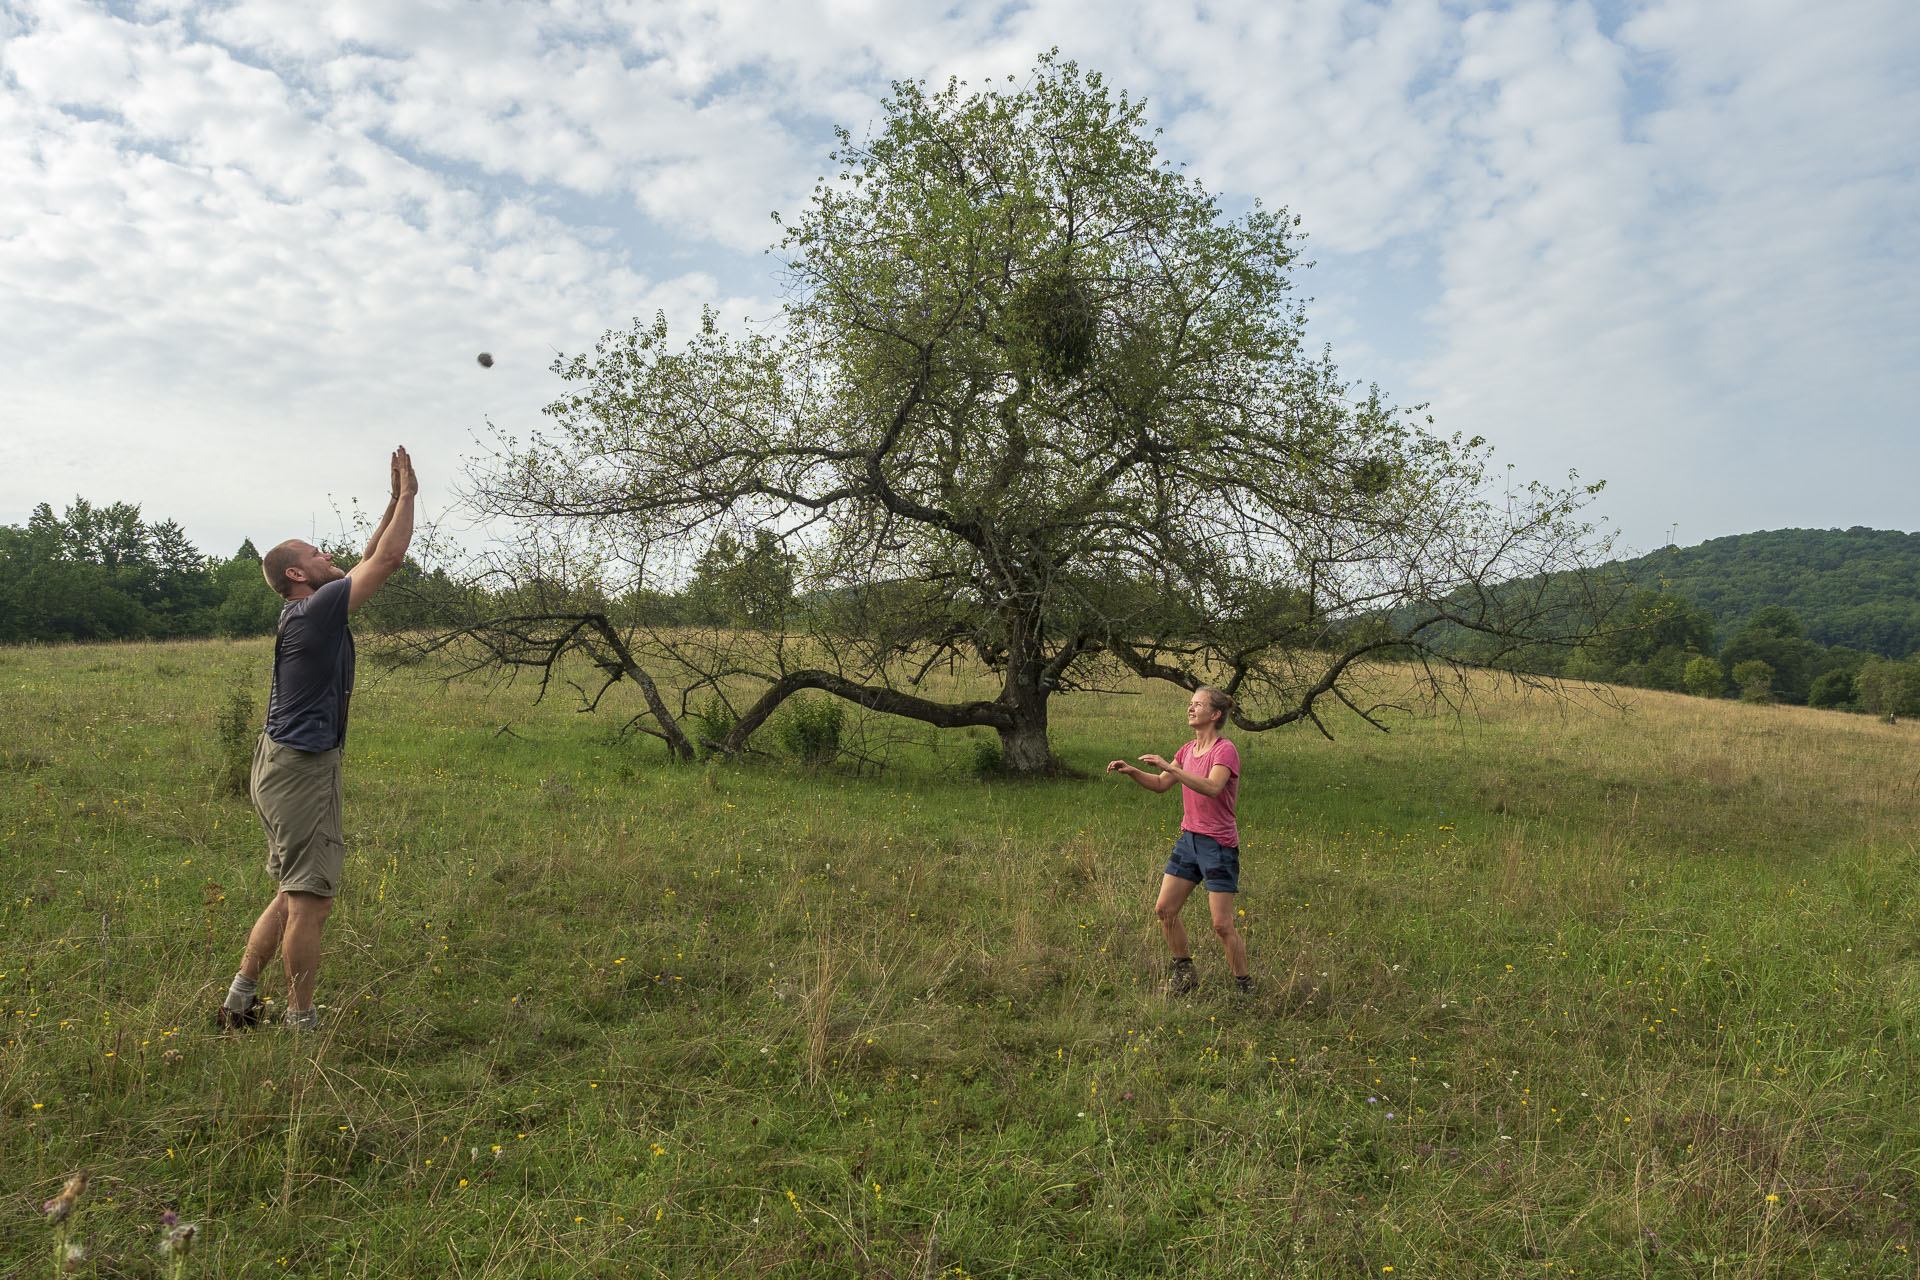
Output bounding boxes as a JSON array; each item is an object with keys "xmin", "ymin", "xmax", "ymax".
[
  {"xmin": 280, "ymin": 891, "xmax": 334, "ymax": 1015},
  {"xmin": 222, "ymin": 890, "xmax": 332, "ymax": 1027},
  {"xmin": 221, "ymin": 893, "xmax": 287, "ymax": 1024},
  {"xmin": 240, "ymin": 893, "xmax": 291, "ymax": 981}
]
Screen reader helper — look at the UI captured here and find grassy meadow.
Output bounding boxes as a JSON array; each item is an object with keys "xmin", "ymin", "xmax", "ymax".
[{"xmin": 3, "ymin": 636, "xmax": 1918, "ymax": 1278}]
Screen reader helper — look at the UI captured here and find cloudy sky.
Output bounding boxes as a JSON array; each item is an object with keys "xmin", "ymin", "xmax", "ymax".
[{"xmin": 2, "ymin": 0, "xmax": 1914, "ymax": 563}]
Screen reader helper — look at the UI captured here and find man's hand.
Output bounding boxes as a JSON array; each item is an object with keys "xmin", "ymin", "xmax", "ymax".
[{"xmin": 351, "ymin": 446, "xmax": 418, "ymax": 613}]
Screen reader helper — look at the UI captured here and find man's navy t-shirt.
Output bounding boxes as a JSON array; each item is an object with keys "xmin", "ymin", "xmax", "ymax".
[{"xmin": 264, "ymin": 576, "xmax": 355, "ymax": 752}]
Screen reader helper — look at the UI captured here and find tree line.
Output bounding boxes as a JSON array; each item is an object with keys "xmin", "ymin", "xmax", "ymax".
[
  {"xmin": 8, "ymin": 495, "xmax": 1917, "ymax": 726},
  {"xmin": 0, "ymin": 500, "xmax": 285, "ymax": 643},
  {"xmin": 0, "ymin": 499, "xmax": 461, "ymax": 645},
  {"xmin": 1513, "ymin": 590, "xmax": 1920, "ymax": 721}
]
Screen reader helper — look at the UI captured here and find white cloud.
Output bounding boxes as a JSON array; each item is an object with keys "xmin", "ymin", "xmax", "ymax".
[
  {"xmin": 1, "ymin": 0, "xmax": 1914, "ymax": 558},
  {"xmin": 1411, "ymin": 0, "xmax": 1920, "ymax": 545}
]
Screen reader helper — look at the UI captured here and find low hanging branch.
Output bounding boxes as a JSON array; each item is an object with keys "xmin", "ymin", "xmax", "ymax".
[{"xmin": 409, "ymin": 610, "xmax": 698, "ymax": 761}]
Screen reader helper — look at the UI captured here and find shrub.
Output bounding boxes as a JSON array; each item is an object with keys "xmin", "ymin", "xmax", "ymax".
[
  {"xmin": 1682, "ymin": 655, "xmax": 1724, "ymax": 698},
  {"xmin": 777, "ymin": 695, "xmax": 844, "ymax": 767},
  {"xmin": 689, "ymin": 694, "xmax": 735, "ymax": 756},
  {"xmin": 1731, "ymin": 659, "xmax": 1774, "ymax": 704},
  {"xmin": 1856, "ymin": 656, "xmax": 1920, "ymax": 723},
  {"xmin": 968, "ymin": 735, "xmax": 1004, "ymax": 778},
  {"xmin": 1806, "ymin": 668, "xmax": 1857, "ymax": 710},
  {"xmin": 214, "ymin": 681, "xmax": 255, "ymax": 798}
]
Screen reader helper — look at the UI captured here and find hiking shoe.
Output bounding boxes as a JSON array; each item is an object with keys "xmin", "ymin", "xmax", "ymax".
[
  {"xmin": 1161, "ymin": 959, "xmax": 1198, "ymax": 997},
  {"xmin": 214, "ymin": 997, "xmax": 263, "ymax": 1031}
]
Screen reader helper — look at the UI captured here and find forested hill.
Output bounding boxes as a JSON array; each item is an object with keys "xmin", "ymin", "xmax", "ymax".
[{"xmin": 1613, "ymin": 527, "xmax": 1920, "ymax": 657}]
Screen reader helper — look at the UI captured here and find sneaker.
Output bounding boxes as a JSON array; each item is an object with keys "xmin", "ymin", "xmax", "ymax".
[
  {"xmin": 214, "ymin": 996, "xmax": 263, "ymax": 1031},
  {"xmin": 1161, "ymin": 959, "xmax": 1198, "ymax": 997}
]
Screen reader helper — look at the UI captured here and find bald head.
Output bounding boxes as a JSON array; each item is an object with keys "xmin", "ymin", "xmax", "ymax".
[
  {"xmin": 262, "ymin": 541, "xmax": 305, "ymax": 599},
  {"xmin": 262, "ymin": 540, "xmax": 342, "ymax": 599}
]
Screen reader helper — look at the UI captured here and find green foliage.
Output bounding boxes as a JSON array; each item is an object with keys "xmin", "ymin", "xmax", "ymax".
[
  {"xmin": 1515, "ymin": 588, "xmax": 1715, "ymax": 692},
  {"xmin": 1806, "ymin": 667, "xmax": 1858, "ymax": 709},
  {"xmin": 1350, "ymin": 456, "xmax": 1397, "ymax": 496},
  {"xmin": 775, "ymin": 694, "xmax": 845, "ymax": 767},
  {"xmin": 1719, "ymin": 609, "xmax": 1823, "ymax": 705},
  {"xmin": 967, "ymin": 733, "xmax": 1004, "ymax": 778},
  {"xmin": 1008, "ymin": 266, "xmax": 1097, "ymax": 379},
  {"xmin": 0, "ymin": 501, "xmax": 275, "ymax": 643},
  {"xmin": 1506, "ymin": 585, "xmax": 1904, "ymax": 716},
  {"xmin": 685, "ymin": 529, "xmax": 796, "ymax": 629},
  {"xmin": 1855, "ymin": 656, "xmax": 1920, "ymax": 722},
  {"xmin": 1682, "ymin": 654, "xmax": 1723, "ymax": 698},
  {"xmin": 688, "ymin": 693, "xmax": 736, "ymax": 753},
  {"xmin": 1731, "ymin": 658, "xmax": 1775, "ymax": 703},
  {"xmin": 213, "ymin": 680, "xmax": 256, "ymax": 797},
  {"xmin": 1611, "ymin": 528, "xmax": 1920, "ymax": 658},
  {"xmin": 209, "ymin": 546, "xmax": 281, "ymax": 637}
]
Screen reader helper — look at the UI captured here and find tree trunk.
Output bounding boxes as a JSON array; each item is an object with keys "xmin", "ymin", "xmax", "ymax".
[
  {"xmin": 996, "ymin": 681, "xmax": 1054, "ymax": 774},
  {"xmin": 993, "ymin": 601, "xmax": 1058, "ymax": 774},
  {"xmin": 997, "ymin": 712, "xmax": 1053, "ymax": 774}
]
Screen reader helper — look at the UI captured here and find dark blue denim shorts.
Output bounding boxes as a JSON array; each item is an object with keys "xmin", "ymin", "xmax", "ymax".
[{"xmin": 1164, "ymin": 831, "xmax": 1240, "ymax": 893}]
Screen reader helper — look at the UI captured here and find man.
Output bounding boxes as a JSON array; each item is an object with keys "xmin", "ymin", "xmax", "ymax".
[{"xmin": 216, "ymin": 447, "xmax": 417, "ymax": 1032}]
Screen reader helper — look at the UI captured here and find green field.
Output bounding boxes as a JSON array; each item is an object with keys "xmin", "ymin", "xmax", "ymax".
[{"xmin": 4, "ymin": 638, "xmax": 1918, "ymax": 1277}]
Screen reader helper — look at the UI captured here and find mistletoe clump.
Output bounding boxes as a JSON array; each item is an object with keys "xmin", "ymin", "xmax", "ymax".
[
  {"xmin": 1010, "ymin": 267, "xmax": 1097, "ymax": 379},
  {"xmin": 1351, "ymin": 456, "xmax": 1397, "ymax": 496}
]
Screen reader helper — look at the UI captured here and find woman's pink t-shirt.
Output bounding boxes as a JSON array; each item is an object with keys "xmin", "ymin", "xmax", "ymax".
[{"xmin": 1174, "ymin": 737, "xmax": 1240, "ymax": 847}]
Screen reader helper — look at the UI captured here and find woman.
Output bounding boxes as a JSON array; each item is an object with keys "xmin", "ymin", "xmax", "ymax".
[{"xmin": 1108, "ymin": 685, "xmax": 1251, "ymax": 995}]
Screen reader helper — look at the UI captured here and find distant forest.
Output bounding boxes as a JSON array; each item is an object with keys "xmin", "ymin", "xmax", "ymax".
[
  {"xmin": 0, "ymin": 500, "xmax": 283, "ymax": 643},
  {"xmin": 1464, "ymin": 527, "xmax": 1920, "ymax": 719},
  {"xmin": 0, "ymin": 499, "xmax": 444, "ymax": 645},
  {"xmin": 1608, "ymin": 527, "xmax": 1920, "ymax": 658},
  {"xmin": 4, "ymin": 502, "xmax": 1917, "ymax": 719}
]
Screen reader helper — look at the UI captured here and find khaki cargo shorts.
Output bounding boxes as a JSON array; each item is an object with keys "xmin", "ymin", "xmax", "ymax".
[{"xmin": 249, "ymin": 733, "xmax": 345, "ymax": 898}]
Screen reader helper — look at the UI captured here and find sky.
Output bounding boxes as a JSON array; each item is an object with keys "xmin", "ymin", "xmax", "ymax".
[{"xmin": 2, "ymin": 0, "xmax": 1915, "ymax": 564}]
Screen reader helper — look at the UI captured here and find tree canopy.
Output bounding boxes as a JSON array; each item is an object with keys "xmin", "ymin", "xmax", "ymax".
[
  {"xmin": 457, "ymin": 55, "xmax": 1609, "ymax": 773},
  {"xmin": 0, "ymin": 500, "xmax": 279, "ymax": 644}
]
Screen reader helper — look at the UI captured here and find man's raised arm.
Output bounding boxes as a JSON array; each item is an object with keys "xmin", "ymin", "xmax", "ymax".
[
  {"xmin": 347, "ymin": 447, "xmax": 416, "ymax": 613},
  {"xmin": 359, "ymin": 449, "xmax": 404, "ymax": 563}
]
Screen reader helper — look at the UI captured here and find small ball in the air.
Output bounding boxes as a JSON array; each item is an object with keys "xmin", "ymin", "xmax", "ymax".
[{"xmin": 477, "ymin": 352, "xmax": 494, "ymax": 368}]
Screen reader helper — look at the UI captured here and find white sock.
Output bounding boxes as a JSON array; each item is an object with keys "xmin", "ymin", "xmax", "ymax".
[{"xmin": 224, "ymin": 973, "xmax": 257, "ymax": 1012}]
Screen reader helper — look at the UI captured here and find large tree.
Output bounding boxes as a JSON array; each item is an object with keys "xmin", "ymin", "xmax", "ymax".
[{"xmin": 458, "ymin": 56, "xmax": 1608, "ymax": 773}]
